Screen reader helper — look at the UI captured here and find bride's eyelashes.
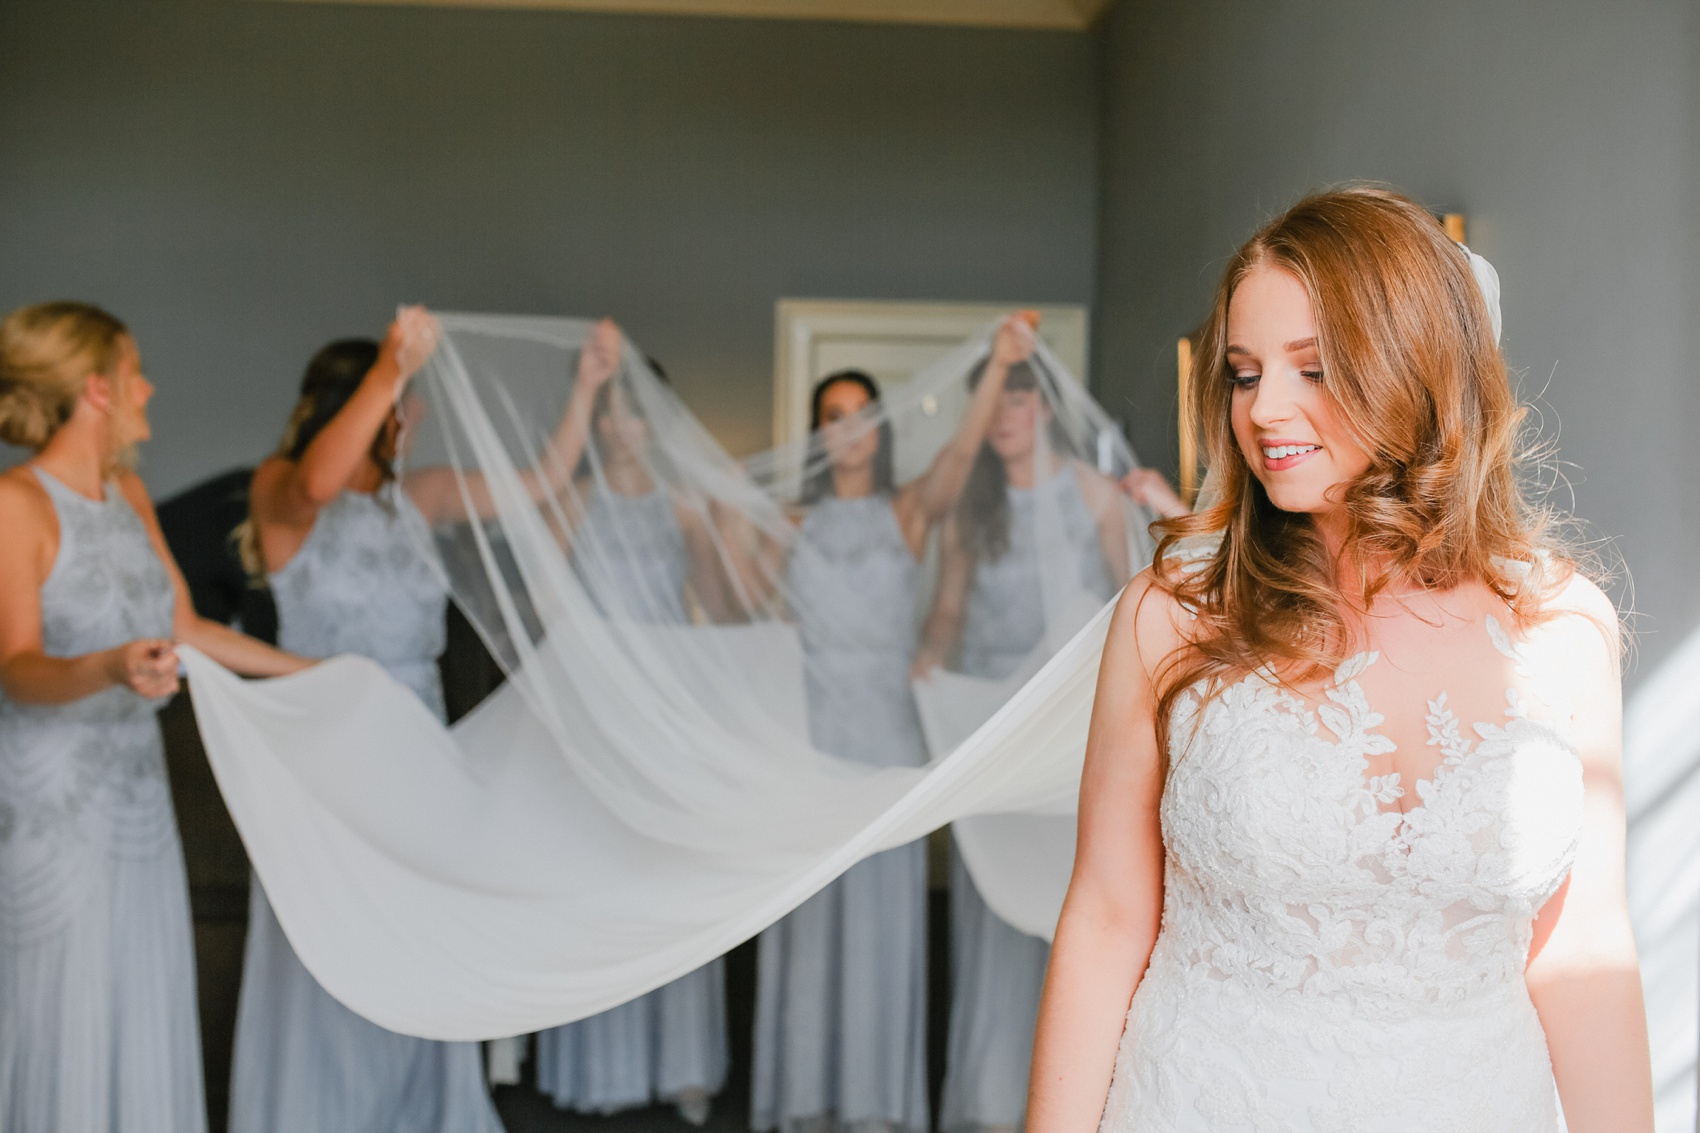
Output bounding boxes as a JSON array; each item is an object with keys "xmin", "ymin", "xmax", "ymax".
[{"xmin": 1225, "ymin": 368, "xmax": 1324, "ymax": 388}]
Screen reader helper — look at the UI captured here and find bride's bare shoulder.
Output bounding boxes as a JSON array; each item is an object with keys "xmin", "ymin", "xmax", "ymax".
[
  {"xmin": 1502, "ymin": 569, "xmax": 1624, "ymax": 733},
  {"xmin": 1106, "ymin": 568, "xmax": 1194, "ymax": 683},
  {"xmin": 1531, "ymin": 567, "xmax": 1621, "ymax": 665},
  {"xmin": 1114, "ymin": 532, "xmax": 1218, "ymax": 648},
  {"xmin": 1543, "ymin": 568, "xmax": 1616, "ymax": 620}
]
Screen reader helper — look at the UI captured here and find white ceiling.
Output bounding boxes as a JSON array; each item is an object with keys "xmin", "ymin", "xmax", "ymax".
[{"xmin": 263, "ymin": 0, "xmax": 1114, "ymax": 31}]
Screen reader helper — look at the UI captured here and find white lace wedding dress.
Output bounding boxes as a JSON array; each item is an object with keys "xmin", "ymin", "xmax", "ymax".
[{"xmin": 1100, "ymin": 616, "xmax": 1584, "ymax": 1132}]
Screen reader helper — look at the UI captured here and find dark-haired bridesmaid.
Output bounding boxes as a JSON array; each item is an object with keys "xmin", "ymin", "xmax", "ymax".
[
  {"xmin": 532, "ymin": 336, "xmax": 736, "ymax": 1126},
  {"xmin": 230, "ymin": 310, "xmax": 505, "ymax": 1133},
  {"xmin": 913, "ymin": 355, "xmax": 1134, "ymax": 1133},
  {"xmin": 229, "ymin": 309, "xmax": 622, "ymax": 1133},
  {"xmin": 729, "ymin": 316, "xmax": 1036, "ymax": 1133}
]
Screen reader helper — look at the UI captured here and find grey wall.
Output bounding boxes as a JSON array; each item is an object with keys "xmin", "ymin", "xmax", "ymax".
[
  {"xmin": 1093, "ymin": 0, "xmax": 1700, "ymax": 677},
  {"xmin": 0, "ymin": 0, "xmax": 1098, "ymax": 492},
  {"xmin": 8, "ymin": 0, "xmax": 1695, "ymax": 672}
]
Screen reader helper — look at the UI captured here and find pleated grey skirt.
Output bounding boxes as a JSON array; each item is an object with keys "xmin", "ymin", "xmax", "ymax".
[
  {"xmin": 535, "ymin": 957, "xmax": 729, "ymax": 1117},
  {"xmin": 751, "ymin": 840, "xmax": 930, "ymax": 1133},
  {"xmin": 939, "ymin": 852, "xmax": 1049, "ymax": 1133},
  {"xmin": 0, "ymin": 815, "xmax": 205, "ymax": 1132},
  {"xmin": 0, "ymin": 708, "xmax": 205, "ymax": 1133},
  {"xmin": 229, "ymin": 880, "xmax": 503, "ymax": 1133}
]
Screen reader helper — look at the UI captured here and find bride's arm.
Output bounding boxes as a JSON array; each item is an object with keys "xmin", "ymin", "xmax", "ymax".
[
  {"xmin": 1025, "ymin": 572, "xmax": 1175, "ymax": 1133},
  {"xmin": 1526, "ymin": 577, "xmax": 1652, "ymax": 1132}
]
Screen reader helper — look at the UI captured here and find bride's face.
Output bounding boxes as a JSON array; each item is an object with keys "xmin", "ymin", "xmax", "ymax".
[{"xmin": 1227, "ymin": 264, "xmax": 1370, "ymax": 518}]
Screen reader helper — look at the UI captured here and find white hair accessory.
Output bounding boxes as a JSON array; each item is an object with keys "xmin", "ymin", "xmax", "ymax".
[{"xmin": 1457, "ymin": 243, "xmax": 1502, "ymax": 346}]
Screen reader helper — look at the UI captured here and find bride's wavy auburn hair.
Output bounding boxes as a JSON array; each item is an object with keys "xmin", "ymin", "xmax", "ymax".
[{"xmin": 1150, "ymin": 187, "xmax": 1573, "ymax": 735}]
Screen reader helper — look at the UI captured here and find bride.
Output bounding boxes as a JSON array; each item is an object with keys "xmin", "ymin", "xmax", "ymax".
[{"xmin": 1026, "ymin": 188, "xmax": 1652, "ymax": 1131}]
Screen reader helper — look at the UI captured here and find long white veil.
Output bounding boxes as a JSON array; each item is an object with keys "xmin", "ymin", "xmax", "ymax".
[
  {"xmin": 179, "ymin": 313, "xmax": 1153, "ymax": 1039},
  {"xmin": 741, "ymin": 321, "xmax": 1153, "ymax": 933}
]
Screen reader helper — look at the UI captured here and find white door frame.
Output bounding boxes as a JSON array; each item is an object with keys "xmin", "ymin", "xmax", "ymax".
[{"xmin": 772, "ymin": 299, "xmax": 1089, "ymax": 452}]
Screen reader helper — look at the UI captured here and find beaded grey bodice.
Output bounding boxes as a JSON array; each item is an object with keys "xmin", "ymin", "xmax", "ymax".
[
  {"xmin": 573, "ymin": 485, "xmax": 690, "ymax": 623},
  {"xmin": 786, "ymin": 494, "xmax": 926, "ymax": 770},
  {"xmin": 789, "ymin": 495, "xmax": 919, "ymax": 658},
  {"xmin": 959, "ymin": 466, "xmax": 1113, "ymax": 679},
  {"xmin": 0, "ymin": 468, "xmax": 179, "ymax": 940},
  {"xmin": 269, "ymin": 485, "xmax": 447, "ymax": 718},
  {"xmin": 25, "ymin": 470, "xmax": 177, "ymax": 717}
]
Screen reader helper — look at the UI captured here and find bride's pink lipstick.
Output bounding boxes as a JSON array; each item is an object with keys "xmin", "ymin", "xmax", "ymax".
[{"xmin": 1259, "ymin": 438, "xmax": 1321, "ymax": 471}]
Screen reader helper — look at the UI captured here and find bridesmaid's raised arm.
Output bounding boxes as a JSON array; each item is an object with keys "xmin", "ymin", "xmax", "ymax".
[
  {"xmin": 403, "ymin": 316, "xmax": 622, "ymax": 526},
  {"xmin": 894, "ymin": 313, "xmax": 1037, "ymax": 556}
]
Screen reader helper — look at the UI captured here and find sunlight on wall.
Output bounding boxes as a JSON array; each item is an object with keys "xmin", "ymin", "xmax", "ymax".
[{"xmin": 1625, "ymin": 624, "xmax": 1700, "ymax": 1131}]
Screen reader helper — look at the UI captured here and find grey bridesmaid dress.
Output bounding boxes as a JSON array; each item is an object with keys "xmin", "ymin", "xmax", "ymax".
[
  {"xmin": 940, "ymin": 468, "xmax": 1113, "ymax": 1133},
  {"xmin": 0, "ymin": 468, "xmax": 203, "ymax": 1133},
  {"xmin": 751, "ymin": 494, "xmax": 931, "ymax": 1133},
  {"xmin": 534, "ymin": 485, "xmax": 730, "ymax": 1121},
  {"xmin": 228, "ymin": 484, "xmax": 503, "ymax": 1133}
]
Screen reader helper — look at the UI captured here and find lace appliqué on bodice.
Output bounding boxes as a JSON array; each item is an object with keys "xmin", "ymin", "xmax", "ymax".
[{"xmin": 1100, "ymin": 618, "xmax": 1584, "ymax": 1133}]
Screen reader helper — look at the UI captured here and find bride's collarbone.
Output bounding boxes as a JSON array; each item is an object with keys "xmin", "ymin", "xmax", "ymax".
[{"xmin": 1254, "ymin": 600, "xmax": 1563, "ymax": 812}]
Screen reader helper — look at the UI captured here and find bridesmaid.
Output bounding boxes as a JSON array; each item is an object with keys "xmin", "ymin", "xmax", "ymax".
[
  {"xmin": 728, "ymin": 315, "xmax": 1037, "ymax": 1133},
  {"xmin": 229, "ymin": 308, "xmax": 519, "ymax": 1133},
  {"xmin": 559, "ymin": 345, "xmax": 735, "ymax": 623},
  {"xmin": 0, "ymin": 302, "xmax": 309, "ymax": 1133},
  {"xmin": 913, "ymin": 357, "xmax": 1132, "ymax": 1133},
  {"xmin": 533, "ymin": 339, "xmax": 736, "ymax": 1124}
]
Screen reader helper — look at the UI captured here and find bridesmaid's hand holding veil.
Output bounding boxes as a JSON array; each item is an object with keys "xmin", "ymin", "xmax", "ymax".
[
  {"xmin": 388, "ymin": 305, "xmax": 440, "ymax": 389},
  {"xmin": 103, "ymin": 638, "xmax": 181, "ymax": 699},
  {"xmin": 894, "ymin": 312, "xmax": 1040, "ymax": 560},
  {"xmin": 574, "ymin": 317, "xmax": 622, "ymax": 394},
  {"xmin": 908, "ymin": 643, "xmax": 946, "ymax": 682},
  {"xmin": 401, "ymin": 315, "xmax": 622, "ymax": 526},
  {"xmin": 990, "ymin": 310, "xmax": 1039, "ymax": 369},
  {"xmin": 1120, "ymin": 468, "xmax": 1189, "ymax": 519}
]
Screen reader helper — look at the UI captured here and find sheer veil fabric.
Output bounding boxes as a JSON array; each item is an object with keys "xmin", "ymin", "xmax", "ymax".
[
  {"xmin": 171, "ymin": 309, "xmax": 1691, "ymax": 1118},
  {"xmin": 181, "ymin": 314, "xmax": 1153, "ymax": 1040}
]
